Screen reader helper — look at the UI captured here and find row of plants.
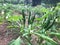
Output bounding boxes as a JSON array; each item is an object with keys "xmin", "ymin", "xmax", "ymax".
[
  {"xmin": 0, "ymin": 3, "xmax": 60, "ymax": 45},
  {"xmin": 0, "ymin": 0, "xmax": 25, "ymax": 4}
]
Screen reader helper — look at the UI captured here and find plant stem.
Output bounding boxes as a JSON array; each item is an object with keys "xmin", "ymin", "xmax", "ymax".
[{"xmin": 24, "ymin": 36, "xmax": 32, "ymax": 45}]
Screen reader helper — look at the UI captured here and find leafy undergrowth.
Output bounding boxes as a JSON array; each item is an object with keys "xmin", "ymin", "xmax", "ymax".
[{"xmin": 0, "ymin": 3, "xmax": 60, "ymax": 45}]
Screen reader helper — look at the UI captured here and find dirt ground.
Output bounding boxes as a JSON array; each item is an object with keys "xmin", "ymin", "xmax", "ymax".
[{"xmin": 0, "ymin": 22, "xmax": 18, "ymax": 45}]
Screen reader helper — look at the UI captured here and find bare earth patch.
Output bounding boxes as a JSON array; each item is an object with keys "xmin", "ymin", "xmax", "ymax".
[{"xmin": 0, "ymin": 22, "xmax": 14, "ymax": 45}]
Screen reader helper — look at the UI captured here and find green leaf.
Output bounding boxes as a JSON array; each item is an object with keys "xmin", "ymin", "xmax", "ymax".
[
  {"xmin": 0, "ymin": 16, "xmax": 4, "ymax": 22},
  {"xmin": 7, "ymin": 25, "xmax": 19, "ymax": 28},
  {"xmin": 44, "ymin": 41, "xmax": 54, "ymax": 45},
  {"xmin": 22, "ymin": 10, "xmax": 25, "ymax": 25},
  {"xmin": 8, "ymin": 39, "xmax": 15, "ymax": 45},
  {"xmin": 34, "ymin": 33, "xmax": 57, "ymax": 45},
  {"xmin": 50, "ymin": 32, "xmax": 60, "ymax": 36},
  {"xmin": 28, "ymin": 11, "xmax": 31, "ymax": 24},
  {"xmin": 14, "ymin": 37, "xmax": 21, "ymax": 45},
  {"xmin": 8, "ymin": 15, "xmax": 23, "ymax": 21},
  {"xmin": 8, "ymin": 37, "xmax": 22, "ymax": 45},
  {"xmin": 23, "ymin": 33, "xmax": 29, "ymax": 37},
  {"xmin": 50, "ymin": 32, "xmax": 60, "ymax": 40},
  {"xmin": 35, "ymin": 12, "xmax": 49, "ymax": 21}
]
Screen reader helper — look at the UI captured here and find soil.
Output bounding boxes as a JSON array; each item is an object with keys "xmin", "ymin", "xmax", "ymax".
[{"xmin": 0, "ymin": 22, "xmax": 18, "ymax": 45}]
